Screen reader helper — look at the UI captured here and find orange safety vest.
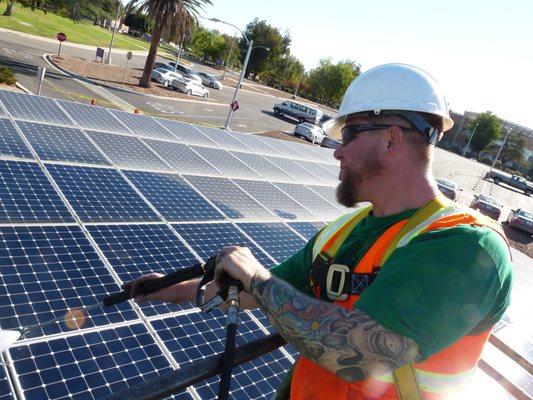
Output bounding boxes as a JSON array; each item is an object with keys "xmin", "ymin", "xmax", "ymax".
[{"xmin": 291, "ymin": 197, "xmax": 511, "ymax": 400}]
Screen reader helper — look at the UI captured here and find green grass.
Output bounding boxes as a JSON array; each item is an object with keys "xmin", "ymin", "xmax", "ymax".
[{"xmin": 0, "ymin": 5, "xmax": 172, "ymax": 55}]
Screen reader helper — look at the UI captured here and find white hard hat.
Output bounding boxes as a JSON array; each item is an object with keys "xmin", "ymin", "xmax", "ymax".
[{"xmin": 325, "ymin": 63, "xmax": 454, "ymax": 143}]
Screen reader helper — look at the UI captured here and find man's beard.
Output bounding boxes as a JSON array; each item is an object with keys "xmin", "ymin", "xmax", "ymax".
[{"xmin": 336, "ymin": 151, "xmax": 383, "ymax": 207}]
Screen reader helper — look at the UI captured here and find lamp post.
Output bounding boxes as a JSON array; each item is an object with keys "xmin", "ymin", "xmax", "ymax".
[
  {"xmin": 105, "ymin": 1, "xmax": 120, "ymax": 64},
  {"xmin": 221, "ymin": 36, "xmax": 236, "ymax": 81},
  {"xmin": 489, "ymin": 129, "xmax": 511, "ymax": 174},
  {"xmin": 462, "ymin": 123, "xmax": 479, "ymax": 157},
  {"xmin": 293, "ymin": 72, "xmax": 304, "ymax": 99}
]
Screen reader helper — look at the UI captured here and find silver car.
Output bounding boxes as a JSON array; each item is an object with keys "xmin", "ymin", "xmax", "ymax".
[
  {"xmin": 169, "ymin": 62, "xmax": 203, "ymax": 83},
  {"xmin": 151, "ymin": 69, "xmax": 183, "ymax": 87},
  {"xmin": 506, "ymin": 209, "xmax": 533, "ymax": 234},
  {"xmin": 198, "ymin": 72, "xmax": 223, "ymax": 89},
  {"xmin": 294, "ymin": 122, "xmax": 325, "ymax": 144},
  {"xmin": 171, "ymin": 77, "xmax": 209, "ymax": 98}
]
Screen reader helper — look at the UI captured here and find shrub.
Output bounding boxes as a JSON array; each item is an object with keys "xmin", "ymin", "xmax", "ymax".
[{"xmin": 0, "ymin": 67, "xmax": 16, "ymax": 85}]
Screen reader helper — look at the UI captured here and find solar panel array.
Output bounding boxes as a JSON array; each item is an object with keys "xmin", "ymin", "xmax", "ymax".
[{"xmin": 0, "ymin": 90, "xmax": 344, "ymax": 400}]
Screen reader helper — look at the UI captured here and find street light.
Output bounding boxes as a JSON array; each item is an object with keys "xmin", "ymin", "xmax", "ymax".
[
  {"xmin": 209, "ymin": 17, "xmax": 253, "ymax": 130},
  {"xmin": 105, "ymin": 1, "xmax": 121, "ymax": 64},
  {"xmin": 462, "ymin": 123, "xmax": 479, "ymax": 157},
  {"xmin": 489, "ymin": 129, "xmax": 511, "ymax": 174}
]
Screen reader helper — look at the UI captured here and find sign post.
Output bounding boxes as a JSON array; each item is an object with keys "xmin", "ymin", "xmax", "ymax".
[
  {"xmin": 121, "ymin": 51, "xmax": 133, "ymax": 88},
  {"xmin": 230, "ymin": 101, "xmax": 239, "ymax": 112},
  {"xmin": 37, "ymin": 67, "xmax": 46, "ymax": 96},
  {"xmin": 95, "ymin": 47, "xmax": 105, "ymax": 63},
  {"xmin": 56, "ymin": 32, "xmax": 66, "ymax": 57}
]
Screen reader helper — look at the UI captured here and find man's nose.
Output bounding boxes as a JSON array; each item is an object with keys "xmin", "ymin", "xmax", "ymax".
[{"xmin": 334, "ymin": 145, "xmax": 343, "ymax": 160}]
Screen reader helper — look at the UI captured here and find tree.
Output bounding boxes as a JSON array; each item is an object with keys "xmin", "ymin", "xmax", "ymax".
[
  {"xmin": 124, "ymin": 11, "xmax": 152, "ymax": 34},
  {"xmin": 306, "ymin": 58, "xmax": 360, "ymax": 105},
  {"xmin": 3, "ymin": 0, "xmax": 14, "ymax": 16},
  {"xmin": 127, "ymin": 0, "xmax": 210, "ymax": 88},
  {"xmin": 468, "ymin": 111, "xmax": 502, "ymax": 153},
  {"xmin": 499, "ymin": 131, "xmax": 526, "ymax": 167}
]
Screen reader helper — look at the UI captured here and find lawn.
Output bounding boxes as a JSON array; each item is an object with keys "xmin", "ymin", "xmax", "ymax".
[{"xmin": 0, "ymin": 5, "xmax": 172, "ymax": 54}]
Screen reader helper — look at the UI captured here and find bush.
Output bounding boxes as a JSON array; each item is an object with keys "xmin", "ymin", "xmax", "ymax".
[{"xmin": 0, "ymin": 67, "xmax": 16, "ymax": 85}]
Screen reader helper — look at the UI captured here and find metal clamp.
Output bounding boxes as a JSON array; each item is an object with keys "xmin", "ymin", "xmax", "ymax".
[{"xmin": 326, "ymin": 264, "xmax": 350, "ymax": 301}]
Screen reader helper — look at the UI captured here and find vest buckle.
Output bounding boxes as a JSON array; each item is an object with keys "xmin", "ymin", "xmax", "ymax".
[{"xmin": 326, "ymin": 264, "xmax": 350, "ymax": 301}]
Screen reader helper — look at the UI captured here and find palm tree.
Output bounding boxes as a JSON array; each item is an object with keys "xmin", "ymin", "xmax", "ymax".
[{"xmin": 127, "ymin": 0, "xmax": 211, "ymax": 88}]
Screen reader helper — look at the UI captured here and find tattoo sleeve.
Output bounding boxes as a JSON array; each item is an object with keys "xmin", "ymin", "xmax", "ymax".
[{"xmin": 250, "ymin": 275, "xmax": 420, "ymax": 381}]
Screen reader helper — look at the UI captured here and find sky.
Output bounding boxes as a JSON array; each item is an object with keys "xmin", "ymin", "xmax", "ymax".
[{"xmin": 195, "ymin": 0, "xmax": 533, "ymax": 129}]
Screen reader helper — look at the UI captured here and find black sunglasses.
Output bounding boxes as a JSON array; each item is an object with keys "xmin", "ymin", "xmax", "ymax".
[{"xmin": 341, "ymin": 124, "xmax": 412, "ymax": 147}]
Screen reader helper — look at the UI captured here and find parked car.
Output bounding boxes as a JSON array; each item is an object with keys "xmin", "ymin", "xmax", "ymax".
[
  {"xmin": 294, "ymin": 122, "xmax": 326, "ymax": 144},
  {"xmin": 320, "ymin": 136, "xmax": 341, "ymax": 149},
  {"xmin": 169, "ymin": 62, "xmax": 203, "ymax": 83},
  {"xmin": 485, "ymin": 170, "xmax": 533, "ymax": 196},
  {"xmin": 273, "ymin": 100, "xmax": 323, "ymax": 125},
  {"xmin": 470, "ymin": 194, "xmax": 504, "ymax": 220},
  {"xmin": 153, "ymin": 62, "xmax": 173, "ymax": 71},
  {"xmin": 436, "ymin": 178, "xmax": 460, "ymax": 201},
  {"xmin": 197, "ymin": 72, "xmax": 223, "ymax": 89},
  {"xmin": 319, "ymin": 113, "xmax": 334, "ymax": 127},
  {"xmin": 151, "ymin": 69, "xmax": 183, "ymax": 87},
  {"xmin": 171, "ymin": 77, "xmax": 209, "ymax": 98},
  {"xmin": 506, "ymin": 209, "xmax": 533, "ymax": 234}
]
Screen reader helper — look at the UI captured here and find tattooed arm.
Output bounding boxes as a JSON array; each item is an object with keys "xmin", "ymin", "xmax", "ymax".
[{"xmin": 250, "ymin": 274, "xmax": 420, "ymax": 381}]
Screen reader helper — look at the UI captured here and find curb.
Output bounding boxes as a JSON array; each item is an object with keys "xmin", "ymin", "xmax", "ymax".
[
  {"xmin": 44, "ymin": 54, "xmax": 226, "ymax": 107},
  {"xmin": 15, "ymin": 81, "xmax": 33, "ymax": 94}
]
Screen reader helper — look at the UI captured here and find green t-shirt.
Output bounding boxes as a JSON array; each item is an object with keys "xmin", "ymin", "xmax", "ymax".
[{"xmin": 270, "ymin": 208, "xmax": 513, "ymax": 360}]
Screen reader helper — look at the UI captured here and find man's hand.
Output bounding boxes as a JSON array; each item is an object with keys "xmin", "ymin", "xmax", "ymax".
[
  {"xmin": 121, "ymin": 273, "xmax": 197, "ymax": 304},
  {"xmin": 215, "ymin": 246, "xmax": 271, "ymax": 292}
]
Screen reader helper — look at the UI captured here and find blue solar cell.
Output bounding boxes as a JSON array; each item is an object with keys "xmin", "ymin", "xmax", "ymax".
[
  {"xmin": 151, "ymin": 310, "xmax": 293, "ymax": 400},
  {"xmin": 287, "ymin": 221, "xmax": 326, "ymax": 240},
  {"xmin": 0, "ymin": 160, "xmax": 74, "ymax": 223},
  {"xmin": 87, "ymin": 131, "xmax": 171, "ymax": 171},
  {"xmin": 0, "ymin": 118, "xmax": 33, "ymax": 159},
  {"xmin": 47, "ymin": 164, "xmax": 160, "ymax": 222},
  {"xmin": 306, "ymin": 184, "xmax": 351, "ymax": 214},
  {"xmin": 124, "ymin": 171, "xmax": 225, "ymax": 221},
  {"xmin": 9, "ymin": 323, "xmax": 178, "ymax": 400},
  {"xmin": 0, "ymin": 225, "xmax": 137, "ymax": 339},
  {"xmin": 189, "ymin": 146, "xmax": 263, "ymax": 179},
  {"xmin": 230, "ymin": 152, "xmax": 295, "ymax": 183},
  {"xmin": 226, "ymin": 132, "xmax": 279, "ymax": 156},
  {"xmin": 234, "ymin": 179, "xmax": 316, "ymax": 220},
  {"xmin": 194, "ymin": 126, "xmax": 254, "ymax": 152},
  {"xmin": 87, "ymin": 223, "xmax": 200, "ymax": 317},
  {"xmin": 58, "ymin": 101, "xmax": 129, "ymax": 134},
  {"xmin": 0, "ymin": 364, "xmax": 15, "ymax": 400},
  {"xmin": 145, "ymin": 139, "xmax": 221, "ymax": 176},
  {"xmin": 173, "ymin": 222, "xmax": 275, "ymax": 268},
  {"xmin": 0, "ymin": 91, "xmax": 73, "ymax": 126},
  {"xmin": 154, "ymin": 118, "xmax": 217, "ymax": 146},
  {"xmin": 263, "ymin": 156, "xmax": 328, "ymax": 185},
  {"xmin": 109, "ymin": 110, "xmax": 176, "ymax": 140},
  {"xmin": 16, "ymin": 121, "xmax": 110, "ymax": 165},
  {"xmin": 236, "ymin": 223, "xmax": 306, "ymax": 263},
  {"xmin": 297, "ymin": 160, "xmax": 338, "ymax": 185},
  {"xmin": 184, "ymin": 175, "xmax": 273, "ymax": 220}
]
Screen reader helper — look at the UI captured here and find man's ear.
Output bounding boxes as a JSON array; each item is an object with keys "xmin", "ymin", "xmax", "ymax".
[{"xmin": 383, "ymin": 126, "xmax": 404, "ymax": 157}]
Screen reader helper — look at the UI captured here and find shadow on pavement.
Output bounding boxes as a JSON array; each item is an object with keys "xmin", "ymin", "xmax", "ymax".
[
  {"xmin": 0, "ymin": 54, "xmax": 68, "ymax": 83},
  {"xmin": 260, "ymin": 109, "xmax": 297, "ymax": 125}
]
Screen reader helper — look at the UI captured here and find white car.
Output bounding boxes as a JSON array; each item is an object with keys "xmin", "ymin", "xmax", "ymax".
[
  {"xmin": 197, "ymin": 72, "xmax": 223, "ymax": 89},
  {"xmin": 171, "ymin": 77, "xmax": 209, "ymax": 98},
  {"xmin": 169, "ymin": 62, "xmax": 203, "ymax": 84},
  {"xmin": 294, "ymin": 122, "xmax": 326, "ymax": 143},
  {"xmin": 151, "ymin": 69, "xmax": 182, "ymax": 87}
]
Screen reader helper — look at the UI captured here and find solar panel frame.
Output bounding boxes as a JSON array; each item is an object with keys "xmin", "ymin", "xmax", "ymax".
[
  {"xmin": 0, "ymin": 160, "xmax": 74, "ymax": 223},
  {"xmin": 124, "ymin": 170, "xmax": 225, "ymax": 222},
  {"xmin": 297, "ymin": 160, "xmax": 339, "ymax": 185},
  {"xmin": 0, "ymin": 91, "xmax": 74, "ymax": 127},
  {"xmin": 0, "ymin": 98, "xmax": 6, "ymax": 117},
  {"xmin": 16, "ymin": 121, "xmax": 110, "ymax": 165},
  {"xmin": 0, "ymin": 363, "xmax": 15, "ymax": 400},
  {"xmin": 189, "ymin": 146, "xmax": 264, "ymax": 180},
  {"xmin": 144, "ymin": 139, "xmax": 221, "ymax": 176},
  {"xmin": 57, "ymin": 101, "xmax": 130, "ymax": 134},
  {"xmin": 0, "ymin": 118, "xmax": 33, "ymax": 159},
  {"xmin": 108, "ymin": 110, "xmax": 176, "ymax": 140},
  {"xmin": 0, "ymin": 225, "xmax": 138, "ymax": 339},
  {"xmin": 87, "ymin": 131, "xmax": 171, "ymax": 171},
  {"xmin": 154, "ymin": 118, "xmax": 218, "ymax": 147},
  {"xmin": 184, "ymin": 175, "xmax": 274, "ymax": 220},
  {"xmin": 46, "ymin": 164, "xmax": 160, "ymax": 222}
]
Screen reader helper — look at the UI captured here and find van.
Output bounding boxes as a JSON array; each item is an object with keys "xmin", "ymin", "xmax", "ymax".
[
  {"xmin": 168, "ymin": 62, "xmax": 202, "ymax": 83},
  {"xmin": 273, "ymin": 100, "xmax": 323, "ymax": 125}
]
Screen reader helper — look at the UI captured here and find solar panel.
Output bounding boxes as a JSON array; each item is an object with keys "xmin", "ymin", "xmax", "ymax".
[
  {"xmin": 273, "ymin": 182, "xmax": 344, "ymax": 219},
  {"xmin": 87, "ymin": 131, "xmax": 171, "ymax": 171},
  {"xmin": 226, "ymin": 132, "xmax": 279, "ymax": 156},
  {"xmin": 194, "ymin": 126, "xmax": 254, "ymax": 152},
  {"xmin": 184, "ymin": 175, "xmax": 273, "ymax": 220},
  {"xmin": 297, "ymin": 160, "xmax": 338, "ymax": 185},
  {"xmin": 189, "ymin": 146, "xmax": 263, "ymax": 180},
  {"xmin": 0, "ymin": 225, "xmax": 137, "ymax": 339},
  {"xmin": 0, "ymin": 118, "xmax": 33, "ymax": 159},
  {"xmin": 154, "ymin": 118, "xmax": 218, "ymax": 147},
  {"xmin": 87, "ymin": 223, "xmax": 200, "ymax": 317},
  {"xmin": 302, "ymin": 145, "xmax": 337, "ymax": 164},
  {"xmin": 234, "ymin": 179, "xmax": 317, "ymax": 220},
  {"xmin": 316, "ymin": 161, "xmax": 340, "ymax": 178},
  {"xmin": 57, "ymin": 101, "xmax": 130, "ymax": 134},
  {"xmin": 278, "ymin": 140, "xmax": 320, "ymax": 160},
  {"xmin": 46, "ymin": 164, "xmax": 160, "ymax": 222},
  {"xmin": 229, "ymin": 152, "xmax": 295, "ymax": 182},
  {"xmin": 145, "ymin": 139, "xmax": 221, "ymax": 176},
  {"xmin": 0, "ymin": 91, "xmax": 73, "ymax": 126},
  {"xmin": 173, "ymin": 222, "xmax": 276, "ymax": 268},
  {"xmin": 263, "ymin": 156, "xmax": 327, "ymax": 185},
  {"xmin": 236, "ymin": 222, "xmax": 307, "ymax": 263},
  {"xmin": 287, "ymin": 221, "xmax": 326, "ymax": 240},
  {"xmin": 124, "ymin": 171, "xmax": 225, "ymax": 221},
  {"xmin": 0, "ymin": 364, "xmax": 15, "ymax": 400},
  {"xmin": 0, "ymin": 99, "xmax": 6, "ymax": 117},
  {"xmin": 151, "ymin": 311, "xmax": 293, "ymax": 400},
  {"xmin": 0, "ymin": 160, "xmax": 74, "ymax": 223},
  {"xmin": 9, "ymin": 323, "xmax": 180, "ymax": 400},
  {"xmin": 109, "ymin": 110, "xmax": 176, "ymax": 140},
  {"xmin": 16, "ymin": 121, "xmax": 110, "ymax": 165}
]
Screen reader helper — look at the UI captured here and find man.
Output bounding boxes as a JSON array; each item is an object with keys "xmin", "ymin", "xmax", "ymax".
[{"xmin": 125, "ymin": 64, "xmax": 513, "ymax": 399}]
